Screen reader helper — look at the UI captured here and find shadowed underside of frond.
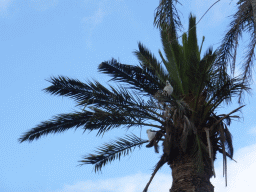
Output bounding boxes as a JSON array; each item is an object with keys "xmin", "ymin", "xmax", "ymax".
[
  {"xmin": 98, "ymin": 58, "xmax": 165, "ymax": 95},
  {"xmin": 19, "ymin": 76, "xmax": 165, "ymax": 143},
  {"xmin": 78, "ymin": 133, "xmax": 148, "ymax": 172}
]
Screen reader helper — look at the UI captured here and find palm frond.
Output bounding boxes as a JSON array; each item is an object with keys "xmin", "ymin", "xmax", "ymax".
[
  {"xmin": 98, "ymin": 58, "xmax": 163, "ymax": 95},
  {"xmin": 78, "ymin": 133, "xmax": 148, "ymax": 173},
  {"xmin": 159, "ymin": 30, "xmax": 184, "ymax": 95},
  {"xmin": 204, "ymin": 73, "xmax": 250, "ymax": 118},
  {"xmin": 44, "ymin": 76, "xmax": 163, "ymax": 123},
  {"xmin": 143, "ymin": 154, "xmax": 168, "ymax": 192},
  {"xmin": 44, "ymin": 76, "xmax": 91, "ymax": 102},
  {"xmin": 19, "ymin": 111, "xmax": 93, "ymax": 143},
  {"xmin": 154, "ymin": 0, "xmax": 182, "ymax": 36},
  {"xmin": 215, "ymin": 0, "xmax": 253, "ymax": 101},
  {"xmin": 87, "ymin": 107, "xmax": 163, "ymax": 136},
  {"xmin": 134, "ymin": 42, "xmax": 168, "ymax": 83},
  {"xmin": 20, "ymin": 77, "xmax": 165, "ymax": 142},
  {"xmin": 218, "ymin": 123, "xmax": 228, "ymax": 186},
  {"xmin": 223, "ymin": 125, "xmax": 233, "ymax": 158}
]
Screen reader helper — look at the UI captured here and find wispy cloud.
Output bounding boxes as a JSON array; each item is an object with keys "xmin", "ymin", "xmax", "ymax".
[
  {"xmin": 81, "ymin": 0, "xmax": 132, "ymax": 49},
  {"xmin": 81, "ymin": 5, "xmax": 106, "ymax": 48},
  {"xmin": 55, "ymin": 143, "xmax": 256, "ymax": 192}
]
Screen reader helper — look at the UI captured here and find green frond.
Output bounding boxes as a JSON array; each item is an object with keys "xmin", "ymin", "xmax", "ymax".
[
  {"xmin": 134, "ymin": 42, "xmax": 168, "ymax": 83},
  {"xmin": 159, "ymin": 30, "xmax": 184, "ymax": 95},
  {"xmin": 98, "ymin": 58, "xmax": 163, "ymax": 95},
  {"xmin": 199, "ymin": 36, "xmax": 205, "ymax": 55},
  {"xmin": 187, "ymin": 14, "xmax": 199, "ymax": 61},
  {"xmin": 78, "ymin": 133, "xmax": 148, "ymax": 173}
]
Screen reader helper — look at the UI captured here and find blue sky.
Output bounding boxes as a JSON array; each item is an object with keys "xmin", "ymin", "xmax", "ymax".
[{"xmin": 1, "ymin": 0, "xmax": 256, "ymax": 192}]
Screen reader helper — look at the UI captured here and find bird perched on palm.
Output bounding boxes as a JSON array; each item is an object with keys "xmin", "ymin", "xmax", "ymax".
[
  {"xmin": 146, "ymin": 129, "xmax": 165, "ymax": 153},
  {"xmin": 163, "ymin": 80, "xmax": 173, "ymax": 96}
]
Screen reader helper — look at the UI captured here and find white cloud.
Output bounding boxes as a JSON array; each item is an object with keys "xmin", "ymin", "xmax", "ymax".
[
  {"xmin": 211, "ymin": 143, "xmax": 256, "ymax": 191},
  {"xmin": 55, "ymin": 143, "xmax": 256, "ymax": 192},
  {"xmin": 55, "ymin": 172, "xmax": 172, "ymax": 192}
]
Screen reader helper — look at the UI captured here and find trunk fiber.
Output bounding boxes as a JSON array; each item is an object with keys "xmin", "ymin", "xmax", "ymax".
[{"xmin": 169, "ymin": 154, "xmax": 214, "ymax": 192}]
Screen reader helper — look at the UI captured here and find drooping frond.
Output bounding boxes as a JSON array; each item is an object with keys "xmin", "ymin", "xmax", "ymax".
[
  {"xmin": 207, "ymin": 105, "xmax": 244, "ymax": 186},
  {"xmin": 98, "ymin": 58, "xmax": 164, "ymax": 95},
  {"xmin": 78, "ymin": 133, "xmax": 148, "ymax": 173},
  {"xmin": 203, "ymin": 71, "xmax": 250, "ymax": 119},
  {"xmin": 215, "ymin": 0, "xmax": 254, "ymax": 102},
  {"xmin": 154, "ymin": 0, "xmax": 182, "ymax": 36},
  {"xmin": 19, "ymin": 111, "xmax": 93, "ymax": 143},
  {"xmin": 143, "ymin": 154, "xmax": 168, "ymax": 192},
  {"xmin": 19, "ymin": 77, "xmax": 166, "ymax": 142},
  {"xmin": 216, "ymin": 0, "xmax": 252, "ymax": 74}
]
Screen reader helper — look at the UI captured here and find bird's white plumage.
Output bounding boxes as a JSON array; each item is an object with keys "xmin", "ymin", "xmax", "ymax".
[
  {"xmin": 146, "ymin": 129, "xmax": 156, "ymax": 141},
  {"xmin": 163, "ymin": 80, "xmax": 173, "ymax": 96}
]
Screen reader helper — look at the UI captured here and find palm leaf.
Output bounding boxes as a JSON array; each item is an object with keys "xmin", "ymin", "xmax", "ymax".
[
  {"xmin": 78, "ymin": 133, "xmax": 148, "ymax": 172},
  {"xmin": 133, "ymin": 42, "xmax": 168, "ymax": 83},
  {"xmin": 18, "ymin": 111, "xmax": 93, "ymax": 143},
  {"xmin": 143, "ymin": 154, "xmax": 168, "ymax": 192},
  {"xmin": 215, "ymin": 0, "xmax": 254, "ymax": 102},
  {"xmin": 98, "ymin": 58, "xmax": 163, "ymax": 95},
  {"xmin": 154, "ymin": 0, "xmax": 182, "ymax": 35}
]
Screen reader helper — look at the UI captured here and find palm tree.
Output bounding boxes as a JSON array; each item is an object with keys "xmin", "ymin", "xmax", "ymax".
[{"xmin": 19, "ymin": 14, "xmax": 249, "ymax": 191}]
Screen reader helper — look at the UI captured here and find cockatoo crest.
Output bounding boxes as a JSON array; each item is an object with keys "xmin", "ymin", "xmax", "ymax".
[{"xmin": 163, "ymin": 80, "xmax": 173, "ymax": 96}]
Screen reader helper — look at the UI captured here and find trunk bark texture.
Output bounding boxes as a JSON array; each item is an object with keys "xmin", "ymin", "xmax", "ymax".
[{"xmin": 168, "ymin": 154, "xmax": 214, "ymax": 192}]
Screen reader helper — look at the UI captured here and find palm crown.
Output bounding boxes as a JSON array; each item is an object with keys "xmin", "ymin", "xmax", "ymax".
[{"xmin": 19, "ymin": 13, "xmax": 249, "ymax": 191}]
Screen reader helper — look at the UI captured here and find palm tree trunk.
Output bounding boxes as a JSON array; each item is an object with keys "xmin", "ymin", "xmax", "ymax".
[
  {"xmin": 169, "ymin": 154, "xmax": 214, "ymax": 192},
  {"xmin": 250, "ymin": 0, "xmax": 256, "ymax": 33}
]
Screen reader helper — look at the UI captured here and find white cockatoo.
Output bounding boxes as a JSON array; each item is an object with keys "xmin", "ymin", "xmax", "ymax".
[
  {"xmin": 146, "ymin": 129, "xmax": 160, "ymax": 153},
  {"xmin": 146, "ymin": 129, "xmax": 156, "ymax": 141},
  {"xmin": 163, "ymin": 80, "xmax": 173, "ymax": 96}
]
